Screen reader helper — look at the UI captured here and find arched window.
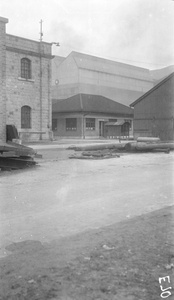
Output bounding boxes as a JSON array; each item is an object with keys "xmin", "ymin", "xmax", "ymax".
[
  {"xmin": 21, "ymin": 58, "xmax": 31, "ymax": 79},
  {"xmin": 21, "ymin": 106, "xmax": 31, "ymax": 128}
]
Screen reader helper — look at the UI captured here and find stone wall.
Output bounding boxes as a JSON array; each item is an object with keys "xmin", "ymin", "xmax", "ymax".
[
  {"xmin": 5, "ymin": 34, "xmax": 53, "ymax": 141},
  {"xmin": 0, "ymin": 17, "xmax": 8, "ymax": 142}
]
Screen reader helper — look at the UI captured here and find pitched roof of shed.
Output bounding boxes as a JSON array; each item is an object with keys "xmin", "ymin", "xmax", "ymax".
[
  {"xmin": 130, "ymin": 72, "xmax": 174, "ymax": 107},
  {"xmin": 150, "ymin": 65, "xmax": 174, "ymax": 82},
  {"xmin": 68, "ymin": 51, "xmax": 153, "ymax": 82},
  {"xmin": 52, "ymin": 94, "xmax": 133, "ymax": 116}
]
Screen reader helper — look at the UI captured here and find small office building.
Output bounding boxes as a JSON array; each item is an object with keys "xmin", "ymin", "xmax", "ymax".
[{"xmin": 52, "ymin": 93, "xmax": 134, "ymax": 139}]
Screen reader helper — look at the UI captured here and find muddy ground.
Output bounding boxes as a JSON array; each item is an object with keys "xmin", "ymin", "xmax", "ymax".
[{"xmin": 0, "ymin": 146, "xmax": 174, "ymax": 299}]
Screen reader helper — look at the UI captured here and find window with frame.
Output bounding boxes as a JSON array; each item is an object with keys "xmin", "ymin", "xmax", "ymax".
[
  {"xmin": 21, "ymin": 106, "xmax": 31, "ymax": 128},
  {"xmin": 21, "ymin": 58, "xmax": 31, "ymax": 79},
  {"xmin": 66, "ymin": 118, "xmax": 77, "ymax": 131},
  {"xmin": 86, "ymin": 118, "xmax": 95, "ymax": 130}
]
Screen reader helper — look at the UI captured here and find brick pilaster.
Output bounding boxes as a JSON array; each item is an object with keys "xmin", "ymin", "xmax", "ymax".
[{"xmin": 0, "ymin": 17, "xmax": 8, "ymax": 142}]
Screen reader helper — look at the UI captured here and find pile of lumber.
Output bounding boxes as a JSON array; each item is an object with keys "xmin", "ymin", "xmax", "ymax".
[
  {"xmin": 0, "ymin": 141, "xmax": 41, "ymax": 171},
  {"xmin": 69, "ymin": 149, "xmax": 120, "ymax": 160},
  {"xmin": 68, "ymin": 137, "xmax": 174, "ymax": 158},
  {"xmin": 125, "ymin": 137, "xmax": 174, "ymax": 153},
  {"xmin": 68, "ymin": 143, "xmax": 125, "ymax": 152}
]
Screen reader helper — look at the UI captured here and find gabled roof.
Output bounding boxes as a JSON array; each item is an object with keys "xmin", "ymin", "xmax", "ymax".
[
  {"xmin": 130, "ymin": 72, "xmax": 174, "ymax": 107},
  {"xmin": 66, "ymin": 51, "xmax": 153, "ymax": 82},
  {"xmin": 52, "ymin": 94, "xmax": 133, "ymax": 116},
  {"xmin": 150, "ymin": 65, "xmax": 174, "ymax": 82}
]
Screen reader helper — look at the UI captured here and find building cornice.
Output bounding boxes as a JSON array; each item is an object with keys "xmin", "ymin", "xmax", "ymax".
[
  {"xmin": 0, "ymin": 17, "xmax": 8, "ymax": 23},
  {"xmin": 6, "ymin": 46, "xmax": 54, "ymax": 59},
  {"xmin": 6, "ymin": 34, "xmax": 52, "ymax": 45}
]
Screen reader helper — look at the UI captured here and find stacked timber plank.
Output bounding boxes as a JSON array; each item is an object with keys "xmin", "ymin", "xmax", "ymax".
[
  {"xmin": 68, "ymin": 137, "xmax": 174, "ymax": 159},
  {"xmin": 0, "ymin": 141, "xmax": 41, "ymax": 170},
  {"xmin": 69, "ymin": 149, "xmax": 120, "ymax": 160},
  {"xmin": 125, "ymin": 137, "xmax": 174, "ymax": 153},
  {"xmin": 68, "ymin": 143, "xmax": 124, "ymax": 159},
  {"xmin": 68, "ymin": 143, "xmax": 125, "ymax": 152}
]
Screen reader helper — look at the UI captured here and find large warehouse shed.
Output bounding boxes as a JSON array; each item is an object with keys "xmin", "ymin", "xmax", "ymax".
[
  {"xmin": 52, "ymin": 94, "xmax": 133, "ymax": 139},
  {"xmin": 130, "ymin": 72, "xmax": 174, "ymax": 141},
  {"xmin": 51, "ymin": 51, "xmax": 154, "ymax": 106}
]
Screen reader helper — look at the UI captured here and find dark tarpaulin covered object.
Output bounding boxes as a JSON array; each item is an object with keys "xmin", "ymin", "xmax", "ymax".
[{"xmin": 6, "ymin": 125, "xmax": 19, "ymax": 142}]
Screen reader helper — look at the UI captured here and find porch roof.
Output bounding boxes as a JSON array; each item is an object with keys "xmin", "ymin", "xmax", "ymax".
[{"xmin": 105, "ymin": 120, "xmax": 125, "ymax": 126}]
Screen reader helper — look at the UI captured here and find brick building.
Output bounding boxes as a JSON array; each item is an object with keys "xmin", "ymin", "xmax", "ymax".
[{"xmin": 0, "ymin": 16, "xmax": 53, "ymax": 142}]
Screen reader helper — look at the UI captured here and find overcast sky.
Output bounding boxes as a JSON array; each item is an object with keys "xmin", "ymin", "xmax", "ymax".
[{"xmin": 1, "ymin": 0, "xmax": 174, "ymax": 69}]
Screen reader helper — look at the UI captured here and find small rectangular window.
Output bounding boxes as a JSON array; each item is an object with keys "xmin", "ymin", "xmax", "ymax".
[
  {"xmin": 66, "ymin": 118, "xmax": 77, "ymax": 131},
  {"xmin": 86, "ymin": 118, "xmax": 95, "ymax": 130}
]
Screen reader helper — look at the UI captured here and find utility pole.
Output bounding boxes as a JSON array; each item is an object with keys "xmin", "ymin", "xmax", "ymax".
[{"xmin": 39, "ymin": 19, "xmax": 43, "ymax": 42}]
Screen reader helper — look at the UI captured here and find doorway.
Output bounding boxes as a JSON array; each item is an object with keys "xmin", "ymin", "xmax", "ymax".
[
  {"xmin": 121, "ymin": 122, "xmax": 130, "ymax": 137},
  {"xmin": 99, "ymin": 121, "xmax": 104, "ymax": 137}
]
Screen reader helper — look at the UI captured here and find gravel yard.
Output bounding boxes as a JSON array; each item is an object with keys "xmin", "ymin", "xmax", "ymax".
[{"xmin": 0, "ymin": 146, "xmax": 174, "ymax": 299}]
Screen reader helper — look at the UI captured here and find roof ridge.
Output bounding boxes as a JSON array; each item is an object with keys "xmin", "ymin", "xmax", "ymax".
[
  {"xmin": 80, "ymin": 93, "xmax": 134, "ymax": 109},
  {"xmin": 130, "ymin": 72, "xmax": 174, "ymax": 107},
  {"xmin": 70, "ymin": 51, "xmax": 150, "ymax": 71}
]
